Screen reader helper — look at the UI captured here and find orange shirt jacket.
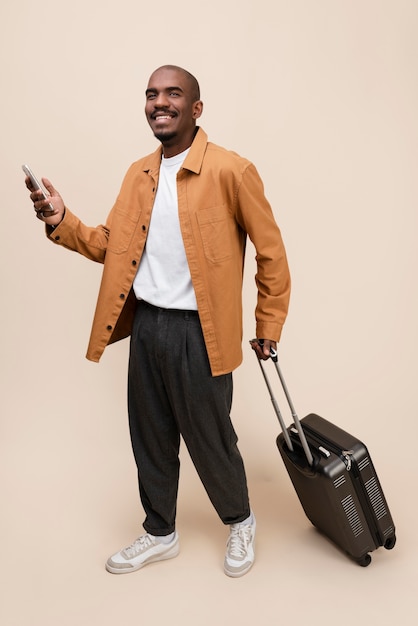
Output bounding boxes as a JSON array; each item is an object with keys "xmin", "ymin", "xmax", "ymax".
[{"xmin": 47, "ymin": 128, "xmax": 291, "ymax": 376}]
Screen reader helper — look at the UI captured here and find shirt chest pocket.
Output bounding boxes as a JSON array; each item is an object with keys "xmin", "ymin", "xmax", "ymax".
[
  {"xmin": 196, "ymin": 205, "xmax": 234, "ymax": 263},
  {"xmin": 107, "ymin": 207, "xmax": 140, "ymax": 254}
]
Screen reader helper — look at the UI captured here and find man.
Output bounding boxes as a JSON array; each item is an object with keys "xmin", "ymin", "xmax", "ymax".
[{"xmin": 25, "ymin": 65, "xmax": 291, "ymax": 578}]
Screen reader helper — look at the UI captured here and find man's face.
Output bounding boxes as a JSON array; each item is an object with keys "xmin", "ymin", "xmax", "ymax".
[{"xmin": 145, "ymin": 67, "xmax": 202, "ymax": 153}]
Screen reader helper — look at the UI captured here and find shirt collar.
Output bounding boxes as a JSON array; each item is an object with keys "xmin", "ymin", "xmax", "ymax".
[{"xmin": 142, "ymin": 127, "xmax": 208, "ymax": 175}]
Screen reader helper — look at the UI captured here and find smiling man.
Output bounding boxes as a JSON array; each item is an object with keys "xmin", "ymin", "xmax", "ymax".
[
  {"xmin": 25, "ymin": 65, "xmax": 291, "ymax": 578},
  {"xmin": 145, "ymin": 66, "xmax": 202, "ymax": 152}
]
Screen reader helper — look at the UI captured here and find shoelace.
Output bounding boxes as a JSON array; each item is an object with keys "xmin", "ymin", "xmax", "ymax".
[
  {"xmin": 123, "ymin": 534, "xmax": 154, "ymax": 558},
  {"xmin": 227, "ymin": 525, "xmax": 252, "ymax": 559}
]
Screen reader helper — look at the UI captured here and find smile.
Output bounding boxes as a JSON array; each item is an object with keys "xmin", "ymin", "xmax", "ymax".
[{"xmin": 152, "ymin": 113, "xmax": 176, "ymax": 121}]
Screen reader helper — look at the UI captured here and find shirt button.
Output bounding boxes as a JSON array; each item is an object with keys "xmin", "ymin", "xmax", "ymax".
[
  {"xmin": 119, "ymin": 293, "xmax": 125, "ymax": 300},
  {"xmin": 142, "ymin": 225, "xmax": 146, "ymax": 232},
  {"xmin": 106, "ymin": 325, "xmax": 113, "ymax": 331},
  {"xmin": 54, "ymin": 235, "xmax": 60, "ymax": 241},
  {"xmin": 132, "ymin": 260, "xmax": 137, "ymax": 266}
]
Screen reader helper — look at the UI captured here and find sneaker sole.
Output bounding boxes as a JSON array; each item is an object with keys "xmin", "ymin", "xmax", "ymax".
[
  {"xmin": 105, "ymin": 541, "xmax": 180, "ymax": 575},
  {"xmin": 224, "ymin": 559, "xmax": 254, "ymax": 578}
]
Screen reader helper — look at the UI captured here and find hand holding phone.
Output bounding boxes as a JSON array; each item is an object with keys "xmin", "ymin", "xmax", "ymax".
[{"xmin": 22, "ymin": 164, "xmax": 55, "ymax": 212}]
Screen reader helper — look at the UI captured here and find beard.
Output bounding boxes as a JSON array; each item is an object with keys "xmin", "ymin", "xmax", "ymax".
[{"xmin": 153, "ymin": 129, "xmax": 177, "ymax": 143}]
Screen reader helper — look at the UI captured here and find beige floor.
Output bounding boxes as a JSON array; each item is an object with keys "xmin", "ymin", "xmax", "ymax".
[{"xmin": 1, "ymin": 352, "xmax": 415, "ymax": 626}]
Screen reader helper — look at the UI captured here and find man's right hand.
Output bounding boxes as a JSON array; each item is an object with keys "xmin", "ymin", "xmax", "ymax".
[{"xmin": 25, "ymin": 176, "xmax": 65, "ymax": 227}]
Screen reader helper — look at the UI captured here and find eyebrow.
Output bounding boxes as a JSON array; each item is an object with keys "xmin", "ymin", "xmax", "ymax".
[{"xmin": 145, "ymin": 85, "xmax": 185, "ymax": 96}]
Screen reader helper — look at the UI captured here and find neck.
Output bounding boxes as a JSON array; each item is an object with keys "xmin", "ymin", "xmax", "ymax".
[{"xmin": 161, "ymin": 127, "xmax": 198, "ymax": 158}]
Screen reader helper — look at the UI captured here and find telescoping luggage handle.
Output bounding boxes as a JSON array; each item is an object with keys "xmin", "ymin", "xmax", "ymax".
[{"xmin": 252, "ymin": 340, "xmax": 314, "ymax": 466}]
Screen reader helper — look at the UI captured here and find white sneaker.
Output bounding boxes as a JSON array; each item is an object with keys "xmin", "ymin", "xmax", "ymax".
[
  {"xmin": 105, "ymin": 532, "xmax": 180, "ymax": 574},
  {"xmin": 224, "ymin": 514, "xmax": 256, "ymax": 578}
]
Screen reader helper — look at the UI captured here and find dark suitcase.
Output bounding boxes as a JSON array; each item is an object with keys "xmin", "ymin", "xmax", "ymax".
[{"xmin": 253, "ymin": 342, "xmax": 396, "ymax": 566}]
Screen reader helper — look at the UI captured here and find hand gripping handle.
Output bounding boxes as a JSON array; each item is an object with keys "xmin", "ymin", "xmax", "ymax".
[{"xmin": 252, "ymin": 340, "xmax": 314, "ymax": 466}]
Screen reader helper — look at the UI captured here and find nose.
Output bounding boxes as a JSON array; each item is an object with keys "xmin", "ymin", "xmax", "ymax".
[{"xmin": 154, "ymin": 91, "xmax": 169, "ymax": 107}]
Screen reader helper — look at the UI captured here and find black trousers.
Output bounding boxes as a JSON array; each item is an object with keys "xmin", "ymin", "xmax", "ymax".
[{"xmin": 128, "ymin": 300, "xmax": 251, "ymax": 536}]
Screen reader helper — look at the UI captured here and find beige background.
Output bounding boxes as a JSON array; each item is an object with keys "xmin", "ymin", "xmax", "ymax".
[{"xmin": 1, "ymin": 1, "xmax": 417, "ymax": 624}]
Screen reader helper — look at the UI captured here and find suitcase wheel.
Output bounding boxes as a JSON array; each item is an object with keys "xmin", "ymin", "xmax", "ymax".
[
  {"xmin": 384, "ymin": 535, "xmax": 396, "ymax": 550},
  {"xmin": 357, "ymin": 554, "xmax": 372, "ymax": 567}
]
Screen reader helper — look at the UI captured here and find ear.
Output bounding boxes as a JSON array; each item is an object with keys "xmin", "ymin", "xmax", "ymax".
[{"xmin": 192, "ymin": 100, "xmax": 203, "ymax": 119}]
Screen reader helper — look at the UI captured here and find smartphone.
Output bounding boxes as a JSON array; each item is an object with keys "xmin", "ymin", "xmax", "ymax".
[{"xmin": 22, "ymin": 164, "xmax": 54, "ymax": 211}]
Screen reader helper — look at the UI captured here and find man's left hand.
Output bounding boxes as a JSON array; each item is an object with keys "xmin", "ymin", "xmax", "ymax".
[{"xmin": 250, "ymin": 338, "xmax": 277, "ymax": 361}]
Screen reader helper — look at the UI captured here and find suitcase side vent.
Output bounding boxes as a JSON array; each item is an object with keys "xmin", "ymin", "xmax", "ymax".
[
  {"xmin": 383, "ymin": 525, "xmax": 394, "ymax": 537},
  {"xmin": 341, "ymin": 495, "xmax": 364, "ymax": 537},
  {"xmin": 334, "ymin": 475, "xmax": 346, "ymax": 489},
  {"xmin": 358, "ymin": 457, "xmax": 370, "ymax": 472},
  {"xmin": 364, "ymin": 477, "xmax": 387, "ymax": 520}
]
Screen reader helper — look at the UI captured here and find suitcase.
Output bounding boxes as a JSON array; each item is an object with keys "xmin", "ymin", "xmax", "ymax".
[{"xmin": 253, "ymin": 342, "xmax": 396, "ymax": 566}]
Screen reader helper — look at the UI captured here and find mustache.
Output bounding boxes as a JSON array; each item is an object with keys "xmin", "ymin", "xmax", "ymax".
[{"xmin": 151, "ymin": 108, "xmax": 177, "ymax": 119}]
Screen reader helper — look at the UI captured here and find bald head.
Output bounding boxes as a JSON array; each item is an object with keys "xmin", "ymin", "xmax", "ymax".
[
  {"xmin": 145, "ymin": 65, "xmax": 203, "ymax": 157},
  {"xmin": 150, "ymin": 65, "xmax": 200, "ymax": 102}
]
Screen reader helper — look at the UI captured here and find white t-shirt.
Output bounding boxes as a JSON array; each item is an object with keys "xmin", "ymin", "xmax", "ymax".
[{"xmin": 133, "ymin": 148, "xmax": 197, "ymax": 310}]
